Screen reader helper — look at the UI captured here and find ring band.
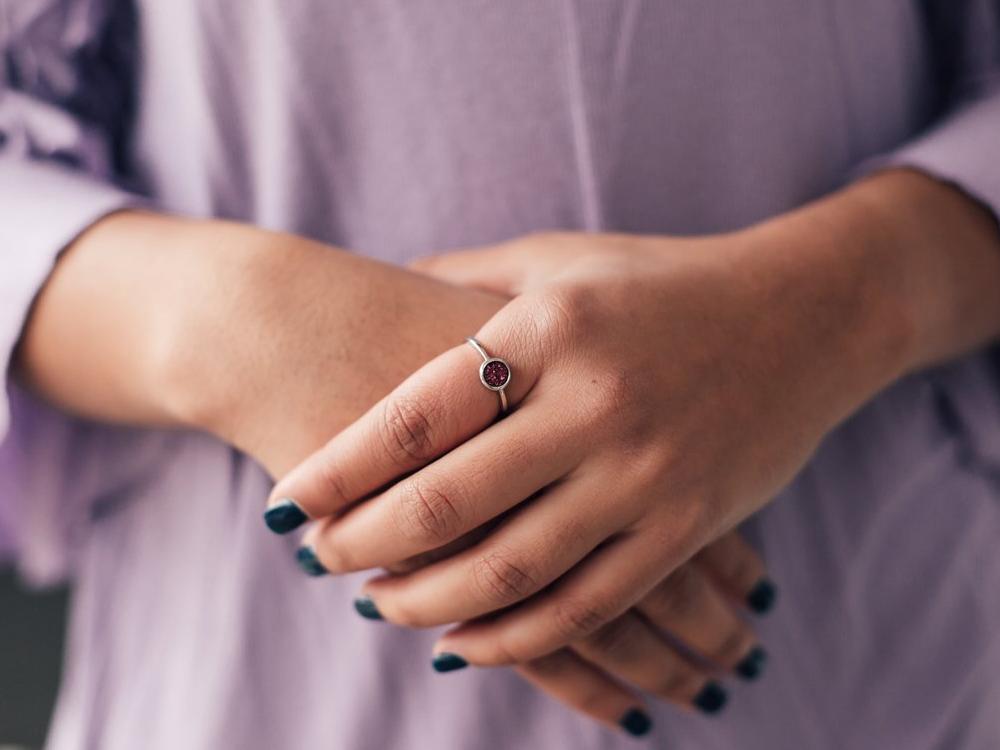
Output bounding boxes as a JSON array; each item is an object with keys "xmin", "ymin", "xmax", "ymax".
[{"xmin": 466, "ymin": 337, "xmax": 511, "ymax": 414}]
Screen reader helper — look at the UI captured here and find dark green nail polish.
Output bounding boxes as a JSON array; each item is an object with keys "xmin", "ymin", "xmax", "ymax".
[
  {"xmin": 619, "ymin": 708, "xmax": 653, "ymax": 737},
  {"xmin": 735, "ymin": 645, "xmax": 768, "ymax": 681},
  {"xmin": 295, "ymin": 546, "xmax": 327, "ymax": 576},
  {"xmin": 693, "ymin": 682, "xmax": 728, "ymax": 715},
  {"xmin": 353, "ymin": 596, "xmax": 384, "ymax": 621},
  {"xmin": 746, "ymin": 578, "xmax": 778, "ymax": 614},
  {"xmin": 263, "ymin": 498, "xmax": 308, "ymax": 534},
  {"xmin": 432, "ymin": 653, "xmax": 468, "ymax": 673}
]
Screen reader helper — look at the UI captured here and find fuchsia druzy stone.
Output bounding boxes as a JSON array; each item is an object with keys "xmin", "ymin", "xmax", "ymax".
[{"xmin": 482, "ymin": 360, "xmax": 510, "ymax": 389}]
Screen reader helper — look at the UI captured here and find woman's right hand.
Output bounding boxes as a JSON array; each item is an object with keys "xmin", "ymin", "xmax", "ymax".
[{"xmin": 16, "ymin": 209, "xmax": 506, "ymax": 476}]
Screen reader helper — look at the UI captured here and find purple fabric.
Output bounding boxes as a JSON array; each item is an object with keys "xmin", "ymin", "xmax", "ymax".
[{"xmin": 2, "ymin": 2, "xmax": 1000, "ymax": 748}]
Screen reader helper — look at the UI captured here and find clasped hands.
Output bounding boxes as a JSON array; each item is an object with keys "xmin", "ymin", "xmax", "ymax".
[{"xmin": 264, "ymin": 227, "xmax": 854, "ymax": 735}]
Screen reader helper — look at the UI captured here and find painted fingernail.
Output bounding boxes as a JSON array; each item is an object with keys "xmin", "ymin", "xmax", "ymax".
[
  {"xmin": 618, "ymin": 708, "xmax": 653, "ymax": 737},
  {"xmin": 432, "ymin": 653, "xmax": 468, "ymax": 673},
  {"xmin": 263, "ymin": 498, "xmax": 308, "ymax": 534},
  {"xmin": 693, "ymin": 682, "xmax": 728, "ymax": 715},
  {"xmin": 735, "ymin": 645, "xmax": 768, "ymax": 681},
  {"xmin": 295, "ymin": 546, "xmax": 327, "ymax": 577},
  {"xmin": 353, "ymin": 596, "xmax": 384, "ymax": 621},
  {"xmin": 746, "ymin": 578, "xmax": 778, "ymax": 614}
]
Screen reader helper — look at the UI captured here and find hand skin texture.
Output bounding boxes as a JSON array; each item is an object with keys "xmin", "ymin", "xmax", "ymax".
[
  {"xmin": 13, "ymin": 210, "xmax": 769, "ymax": 734},
  {"xmin": 15, "ymin": 211, "xmax": 505, "ymax": 477},
  {"xmin": 269, "ymin": 169, "xmax": 1000, "ymax": 727}
]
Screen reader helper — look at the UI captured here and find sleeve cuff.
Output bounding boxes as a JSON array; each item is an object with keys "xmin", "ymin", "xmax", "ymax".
[
  {"xmin": 860, "ymin": 90, "xmax": 1000, "ymax": 473},
  {"xmin": 861, "ymin": 90, "xmax": 1000, "ymax": 225},
  {"xmin": 0, "ymin": 157, "xmax": 141, "ymax": 437}
]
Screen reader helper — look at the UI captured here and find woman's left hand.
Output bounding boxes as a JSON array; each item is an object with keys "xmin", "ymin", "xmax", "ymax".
[{"xmin": 269, "ymin": 215, "xmax": 906, "ymax": 664}]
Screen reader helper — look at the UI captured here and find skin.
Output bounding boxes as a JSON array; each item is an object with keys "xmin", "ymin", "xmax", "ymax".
[
  {"xmin": 268, "ymin": 170, "xmax": 1000, "ymax": 727},
  {"xmin": 14, "ymin": 208, "xmax": 770, "ymax": 735}
]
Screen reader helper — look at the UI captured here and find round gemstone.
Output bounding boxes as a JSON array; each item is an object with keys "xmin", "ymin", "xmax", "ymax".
[{"xmin": 482, "ymin": 359, "xmax": 510, "ymax": 389}]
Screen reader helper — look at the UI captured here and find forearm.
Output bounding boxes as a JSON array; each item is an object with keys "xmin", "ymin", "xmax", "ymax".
[
  {"xmin": 15, "ymin": 210, "xmax": 504, "ymax": 475},
  {"xmin": 737, "ymin": 169, "xmax": 1000, "ymax": 430}
]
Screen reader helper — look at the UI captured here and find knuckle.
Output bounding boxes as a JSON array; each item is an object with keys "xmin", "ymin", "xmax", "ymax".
[
  {"xmin": 550, "ymin": 596, "xmax": 615, "ymax": 641},
  {"xmin": 534, "ymin": 286, "xmax": 587, "ymax": 345},
  {"xmin": 394, "ymin": 479, "xmax": 462, "ymax": 545},
  {"xmin": 652, "ymin": 565, "xmax": 704, "ymax": 619},
  {"xmin": 584, "ymin": 617, "xmax": 637, "ymax": 658},
  {"xmin": 315, "ymin": 458, "xmax": 352, "ymax": 511},
  {"xmin": 472, "ymin": 548, "xmax": 539, "ymax": 605},
  {"xmin": 379, "ymin": 396, "xmax": 438, "ymax": 466}
]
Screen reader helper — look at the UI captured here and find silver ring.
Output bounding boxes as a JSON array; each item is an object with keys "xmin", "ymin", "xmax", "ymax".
[{"xmin": 466, "ymin": 337, "xmax": 511, "ymax": 414}]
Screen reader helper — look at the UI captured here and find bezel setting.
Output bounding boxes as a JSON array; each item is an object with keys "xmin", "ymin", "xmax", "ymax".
[{"xmin": 479, "ymin": 357, "xmax": 511, "ymax": 391}]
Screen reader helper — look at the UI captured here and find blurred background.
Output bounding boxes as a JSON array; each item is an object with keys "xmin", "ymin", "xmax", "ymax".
[{"xmin": 0, "ymin": 570, "xmax": 67, "ymax": 748}]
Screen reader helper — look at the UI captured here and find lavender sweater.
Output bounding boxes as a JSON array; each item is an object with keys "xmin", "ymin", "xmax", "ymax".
[{"xmin": 2, "ymin": 2, "xmax": 1000, "ymax": 748}]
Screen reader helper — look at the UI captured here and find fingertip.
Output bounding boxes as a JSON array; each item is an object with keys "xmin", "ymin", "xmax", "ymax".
[
  {"xmin": 618, "ymin": 708, "xmax": 653, "ymax": 738},
  {"xmin": 692, "ymin": 682, "xmax": 728, "ymax": 715},
  {"xmin": 295, "ymin": 545, "xmax": 328, "ymax": 577},
  {"xmin": 735, "ymin": 645, "xmax": 768, "ymax": 681},
  {"xmin": 431, "ymin": 652, "xmax": 469, "ymax": 673},
  {"xmin": 746, "ymin": 578, "xmax": 778, "ymax": 614},
  {"xmin": 263, "ymin": 498, "xmax": 309, "ymax": 534},
  {"xmin": 353, "ymin": 595, "xmax": 384, "ymax": 621}
]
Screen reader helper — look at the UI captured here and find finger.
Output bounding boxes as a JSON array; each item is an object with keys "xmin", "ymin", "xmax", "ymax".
[
  {"xmin": 301, "ymin": 404, "xmax": 579, "ymax": 574},
  {"xmin": 265, "ymin": 310, "xmax": 541, "ymax": 532},
  {"xmin": 637, "ymin": 564, "xmax": 766, "ymax": 682},
  {"xmin": 433, "ymin": 525, "xmax": 693, "ymax": 666},
  {"xmin": 355, "ymin": 472, "xmax": 629, "ymax": 626},
  {"xmin": 694, "ymin": 531, "xmax": 778, "ymax": 615},
  {"xmin": 410, "ymin": 234, "xmax": 582, "ymax": 295},
  {"xmin": 513, "ymin": 649, "xmax": 654, "ymax": 739},
  {"xmin": 410, "ymin": 244, "xmax": 530, "ymax": 295},
  {"xmin": 573, "ymin": 611, "xmax": 729, "ymax": 716},
  {"xmin": 382, "ymin": 519, "xmax": 496, "ymax": 576}
]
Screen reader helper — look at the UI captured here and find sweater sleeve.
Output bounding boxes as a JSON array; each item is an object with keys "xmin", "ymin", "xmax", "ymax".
[
  {"xmin": 868, "ymin": 0, "xmax": 1000, "ymax": 472},
  {"xmin": 0, "ymin": 1, "xmax": 164, "ymax": 583}
]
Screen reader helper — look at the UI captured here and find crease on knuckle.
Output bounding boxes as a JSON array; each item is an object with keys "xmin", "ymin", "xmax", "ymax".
[
  {"xmin": 315, "ymin": 458, "xmax": 352, "ymax": 512},
  {"xmin": 550, "ymin": 597, "xmax": 614, "ymax": 642},
  {"xmin": 380, "ymin": 396, "xmax": 437, "ymax": 466},
  {"xmin": 394, "ymin": 480, "xmax": 462, "ymax": 545},
  {"xmin": 472, "ymin": 548, "xmax": 539, "ymax": 606}
]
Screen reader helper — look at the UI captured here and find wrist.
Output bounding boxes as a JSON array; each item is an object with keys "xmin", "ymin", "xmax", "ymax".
[
  {"xmin": 154, "ymin": 217, "xmax": 298, "ymax": 433},
  {"xmin": 729, "ymin": 184, "xmax": 917, "ymax": 431}
]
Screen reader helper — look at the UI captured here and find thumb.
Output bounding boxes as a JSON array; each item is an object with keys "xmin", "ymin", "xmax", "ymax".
[{"xmin": 410, "ymin": 242, "xmax": 535, "ymax": 295}]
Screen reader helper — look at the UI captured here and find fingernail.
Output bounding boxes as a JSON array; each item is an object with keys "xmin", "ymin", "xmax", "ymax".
[
  {"xmin": 431, "ymin": 652, "xmax": 468, "ymax": 673},
  {"xmin": 618, "ymin": 708, "xmax": 653, "ymax": 737},
  {"xmin": 746, "ymin": 578, "xmax": 778, "ymax": 614},
  {"xmin": 693, "ymin": 682, "xmax": 728, "ymax": 715},
  {"xmin": 353, "ymin": 596, "xmax": 384, "ymax": 621},
  {"xmin": 295, "ymin": 546, "xmax": 327, "ymax": 577},
  {"xmin": 735, "ymin": 645, "xmax": 768, "ymax": 681},
  {"xmin": 263, "ymin": 498, "xmax": 308, "ymax": 534}
]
